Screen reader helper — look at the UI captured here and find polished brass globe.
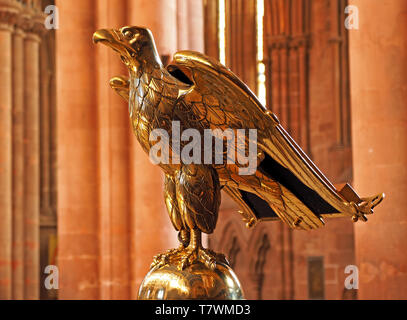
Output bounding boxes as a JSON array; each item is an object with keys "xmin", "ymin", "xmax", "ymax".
[{"xmin": 138, "ymin": 261, "xmax": 244, "ymax": 300}]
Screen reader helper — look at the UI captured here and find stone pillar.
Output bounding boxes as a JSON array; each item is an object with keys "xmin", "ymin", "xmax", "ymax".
[
  {"xmin": 186, "ymin": 0, "xmax": 204, "ymax": 52},
  {"xmin": 40, "ymin": 42, "xmax": 51, "ymax": 217},
  {"xmin": 56, "ymin": 0, "xmax": 100, "ymax": 299},
  {"xmin": 22, "ymin": 11, "xmax": 42, "ymax": 300},
  {"xmin": 96, "ymin": 0, "xmax": 131, "ymax": 300},
  {"xmin": 349, "ymin": 0, "xmax": 407, "ymax": 299},
  {"xmin": 0, "ymin": 0, "xmax": 18, "ymax": 300},
  {"xmin": 128, "ymin": 0, "xmax": 179, "ymax": 298},
  {"xmin": 177, "ymin": 0, "xmax": 204, "ymax": 51},
  {"xmin": 12, "ymin": 22, "xmax": 25, "ymax": 300},
  {"xmin": 176, "ymin": 0, "xmax": 189, "ymax": 50}
]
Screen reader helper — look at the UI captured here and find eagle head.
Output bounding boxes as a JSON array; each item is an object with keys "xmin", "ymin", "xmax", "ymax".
[{"xmin": 93, "ymin": 26, "xmax": 161, "ymax": 72}]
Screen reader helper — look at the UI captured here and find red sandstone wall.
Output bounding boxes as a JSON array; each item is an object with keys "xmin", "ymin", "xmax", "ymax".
[{"xmin": 349, "ymin": 0, "xmax": 407, "ymax": 299}]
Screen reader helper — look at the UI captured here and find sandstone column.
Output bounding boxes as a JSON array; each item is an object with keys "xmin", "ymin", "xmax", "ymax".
[
  {"xmin": 349, "ymin": 0, "xmax": 407, "ymax": 299},
  {"xmin": 186, "ymin": 0, "xmax": 204, "ymax": 52},
  {"xmin": 96, "ymin": 0, "xmax": 131, "ymax": 300},
  {"xmin": 0, "ymin": 0, "xmax": 18, "ymax": 300},
  {"xmin": 22, "ymin": 10, "xmax": 43, "ymax": 300},
  {"xmin": 128, "ymin": 0, "xmax": 179, "ymax": 298},
  {"xmin": 12, "ymin": 20, "xmax": 25, "ymax": 300},
  {"xmin": 177, "ymin": 0, "xmax": 189, "ymax": 50},
  {"xmin": 177, "ymin": 0, "xmax": 204, "ymax": 51},
  {"xmin": 56, "ymin": 0, "xmax": 100, "ymax": 299},
  {"xmin": 40, "ymin": 39, "xmax": 51, "ymax": 217}
]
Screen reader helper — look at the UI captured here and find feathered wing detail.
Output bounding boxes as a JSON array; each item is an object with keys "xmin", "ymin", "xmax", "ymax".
[{"xmin": 172, "ymin": 50, "xmax": 384, "ymax": 230}]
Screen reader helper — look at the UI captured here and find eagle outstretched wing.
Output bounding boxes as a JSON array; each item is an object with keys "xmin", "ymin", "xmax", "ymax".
[{"xmin": 170, "ymin": 50, "xmax": 384, "ymax": 230}]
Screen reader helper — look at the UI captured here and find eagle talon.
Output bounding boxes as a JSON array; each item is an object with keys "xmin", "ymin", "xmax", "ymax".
[
  {"xmin": 177, "ymin": 246, "xmax": 224, "ymax": 271},
  {"xmin": 215, "ymin": 252, "xmax": 230, "ymax": 267},
  {"xmin": 150, "ymin": 253, "xmax": 168, "ymax": 269},
  {"xmin": 150, "ymin": 244, "xmax": 186, "ymax": 269},
  {"xmin": 178, "ymin": 246, "xmax": 199, "ymax": 270},
  {"xmin": 196, "ymin": 248, "xmax": 215, "ymax": 270}
]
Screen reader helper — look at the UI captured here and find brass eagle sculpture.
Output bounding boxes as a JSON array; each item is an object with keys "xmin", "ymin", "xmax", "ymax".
[{"xmin": 93, "ymin": 26, "xmax": 384, "ymax": 270}]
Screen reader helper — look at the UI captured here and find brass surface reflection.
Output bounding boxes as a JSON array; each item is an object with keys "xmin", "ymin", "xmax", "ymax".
[{"xmin": 139, "ymin": 260, "xmax": 244, "ymax": 300}]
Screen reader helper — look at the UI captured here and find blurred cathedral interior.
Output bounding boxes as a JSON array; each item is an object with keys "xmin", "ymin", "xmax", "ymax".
[{"xmin": 0, "ymin": 0, "xmax": 406, "ymax": 300}]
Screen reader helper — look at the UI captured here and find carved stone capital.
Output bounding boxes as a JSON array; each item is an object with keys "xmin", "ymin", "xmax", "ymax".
[
  {"xmin": 20, "ymin": 7, "xmax": 46, "ymax": 41},
  {"xmin": 0, "ymin": 0, "xmax": 21, "ymax": 31}
]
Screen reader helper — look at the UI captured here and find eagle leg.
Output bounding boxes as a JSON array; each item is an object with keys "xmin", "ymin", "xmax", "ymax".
[
  {"xmin": 150, "ymin": 175, "xmax": 191, "ymax": 270},
  {"xmin": 175, "ymin": 164, "xmax": 228, "ymax": 270},
  {"xmin": 151, "ymin": 165, "xmax": 230, "ymax": 271},
  {"xmin": 180, "ymin": 228, "xmax": 229, "ymax": 271}
]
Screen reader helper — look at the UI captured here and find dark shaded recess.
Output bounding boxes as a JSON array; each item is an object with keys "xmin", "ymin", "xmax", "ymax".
[
  {"xmin": 258, "ymin": 153, "xmax": 338, "ymax": 215},
  {"xmin": 240, "ymin": 190, "xmax": 278, "ymax": 219},
  {"xmin": 238, "ymin": 153, "xmax": 339, "ymax": 220},
  {"xmin": 167, "ymin": 65, "xmax": 194, "ymax": 85}
]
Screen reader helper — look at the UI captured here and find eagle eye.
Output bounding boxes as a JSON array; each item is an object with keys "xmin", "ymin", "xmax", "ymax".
[{"xmin": 123, "ymin": 30, "xmax": 134, "ymax": 40}]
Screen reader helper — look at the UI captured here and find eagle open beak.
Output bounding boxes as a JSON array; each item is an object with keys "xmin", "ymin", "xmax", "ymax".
[{"xmin": 93, "ymin": 29, "xmax": 129, "ymax": 57}]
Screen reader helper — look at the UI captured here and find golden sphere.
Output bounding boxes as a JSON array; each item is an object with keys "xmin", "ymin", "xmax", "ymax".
[{"xmin": 138, "ymin": 261, "xmax": 244, "ymax": 300}]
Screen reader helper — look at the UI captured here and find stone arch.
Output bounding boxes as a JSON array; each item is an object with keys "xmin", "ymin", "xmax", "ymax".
[
  {"xmin": 217, "ymin": 218, "xmax": 246, "ymax": 268},
  {"xmin": 247, "ymin": 224, "xmax": 273, "ymax": 299}
]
